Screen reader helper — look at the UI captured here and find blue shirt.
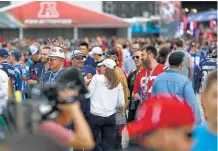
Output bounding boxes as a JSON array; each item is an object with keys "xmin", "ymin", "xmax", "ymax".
[
  {"xmin": 152, "ymin": 70, "xmax": 201, "ymax": 124},
  {"xmin": 123, "ymin": 56, "xmax": 136, "ymax": 75},
  {"xmin": 14, "ymin": 64, "xmax": 26, "ymax": 92},
  {"xmin": 28, "ymin": 60, "xmax": 44, "ymax": 80},
  {"xmin": 191, "ymin": 123, "xmax": 217, "ymax": 151},
  {"xmin": 84, "ymin": 55, "xmax": 96, "ymax": 68},
  {"xmin": 82, "ymin": 65, "xmax": 96, "ymax": 77},
  {"xmin": 42, "ymin": 67, "xmax": 66, "ymax": 85}
]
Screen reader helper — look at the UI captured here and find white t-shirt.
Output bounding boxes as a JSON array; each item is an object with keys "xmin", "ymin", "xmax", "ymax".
[
  {"xmin": 0, "ymin": 69, "xmax": 9, "ymax": 109},
  {"xmin": 86, "ymin": 74, "xmax": 125, "ymax": 117}
]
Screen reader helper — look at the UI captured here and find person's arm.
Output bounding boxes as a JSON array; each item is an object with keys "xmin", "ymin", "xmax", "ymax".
[
  {"xmin": 164, "ymin": 53, "xmax": 170, "ymax": 67},
  {"xmin": 184, "ymin": 81, "xmax": 201, "ymax": 124},
  {"xmin": 133, "ymin": 74, "xmax": 141, "ymax": 100},
  {"xmin": 188, "ymin": 54, "xmax": 194, "ymax": 80},
  {"xmin": 53, "ymin": 89, "xmax": 94, "ymax": 149},
  {"xmin": 117, "ymin": 83, "xmax": 125, "ymax": 108},
  {"xmin": 85, "ymin": 75, "xmax": 97, "ymax": 98}
]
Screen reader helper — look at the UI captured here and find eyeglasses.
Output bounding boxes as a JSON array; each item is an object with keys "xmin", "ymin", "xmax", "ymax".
[
  {"xmin": 75, "ymin": 56, "xmax": 84, "ymax": 60},
  {"xmin": 41, "ymin": 53, "xmax": 48, "ymax": 56},
  {"xmin": 48, "ymin": 58, "xmax": 59, "ymax": 62},
  {"xmin": 132, "ymin": 56, "xmax": 140, "ymax": 60}
]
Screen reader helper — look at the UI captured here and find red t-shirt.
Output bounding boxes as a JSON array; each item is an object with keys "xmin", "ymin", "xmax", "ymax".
[{"xmin": 133, "ymin": 64, "xmax": 166, "ymax": 101}]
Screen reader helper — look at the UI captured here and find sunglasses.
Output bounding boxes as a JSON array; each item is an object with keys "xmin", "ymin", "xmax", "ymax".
[
  {"xmin": 50, "ymin": 48, "xmax": 64, "ymax": 53},
  {"xmin": 132, "ymin": 56, "xmax": 140, "ymax": 60}
]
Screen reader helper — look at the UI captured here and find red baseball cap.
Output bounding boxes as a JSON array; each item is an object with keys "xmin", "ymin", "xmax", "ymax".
[{"xmin": 124, "ymin": 95, "xmax": 195, "ymax": 137}]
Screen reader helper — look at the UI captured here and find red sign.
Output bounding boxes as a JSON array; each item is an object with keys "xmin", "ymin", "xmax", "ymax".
[
  {"xmin": 193, "ymin": 20, "xmax": 197, "ymax": 29},
  {"xmin": 183, "ymin": 15, "xmax": 188, "ymax": 30}
]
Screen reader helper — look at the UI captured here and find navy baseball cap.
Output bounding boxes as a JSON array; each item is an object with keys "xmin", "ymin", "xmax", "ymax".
[
  {"xmin": 104, "ymin": 49, "xmax": 118, "ymax": 57},
  {"xmin": 0, "ymin": 48, "xmax": 9, "ymax": 58},
  {"xmin": 10, "ymin": 51, "xmax": 21, "ymax": 60},
  {"xmin": 169, "ymin": 51, "xmax": 185, "ymax": 66}
]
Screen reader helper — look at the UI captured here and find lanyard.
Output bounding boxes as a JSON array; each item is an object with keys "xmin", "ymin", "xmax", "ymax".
[
  {"xmin": 41, "ymin": 66, "xmax": 49, "ymax": 77},
  {"xmin": 48, "ymin": 66, "xmax": 63, "ymax": 82},
  {"xmin": 143, "ymin": 64, "xmax": 158, "ymax": 93}
]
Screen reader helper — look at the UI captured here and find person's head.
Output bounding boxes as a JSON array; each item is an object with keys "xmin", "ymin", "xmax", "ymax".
[
  {"xmin": 140, "ymin": 45, "xmax": 157, "ymax": 67},
  {"xmin": 90, "ymin": 47, "xmax": 103, "ymax": 61},
  {"xmin": 132, "ymin": 43, "xmax": 140, "ymax": 53},
  {"xmin": 21, "ymin": 51, "xmax": 28, "ymax": 63},
  {"xmin": 48, "ymin": 47, "xmax": 65, "ymax": 72},
  {"xmin": 97, "ymin": 59, "xmax": 119, "ymax": 89},
  {"xmin": 201, "ymin": 70, "xmax": 217, "ymax": 129},
  {"xmin": 40, "ymin": 47, "xmax": 50, "ymax": 64},
  {"xmin": 132, "ymin": 50, "xmax": 142, "ymax": 68},
  {"xmin": 0, "ymin": 48, "xmax": 9, "ymax": 63},
  {"xmin": 10, "ymin": 51, "xmax": 21, "ymax": 64},
  {"xmin": 169, "ymin": 51, "xmax": 185, "ymax": 71},
  {"xmin": 174, "ymin": 39, "xmax": 183, "ymax": 50},
  {"xmin": 157, "ymin": 47, "xmax": 170, "ymax": 64},
  {"xmin": 71, "ymin": 50, "xmax": 85, "ymax": 69},
  {"xmin": 124, "ymin": 95, "xmax": 195, "ymax": 151},
  {"xmin": 27, "ymin": 45, "xmax": 40, "ymax": 62},
  {"xmin": 79, "ymin": 42, "xmax": 89, "ymax": 56},
  {"xmin": 190, "ymin": 41, "xmax": 200, "ymax": 53},
  {"xmin": 104, "ymin": 49, "xmax": 118, "ymax": 63}
]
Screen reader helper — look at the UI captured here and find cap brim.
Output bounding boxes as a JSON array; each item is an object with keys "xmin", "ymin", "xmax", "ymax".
[
  {"xmin": 97, "ymin": 62, "xmax": 104, "ymax": 67},
  {"xmin": 125, "ymin": 118, "xmax": 152, "ymax": 137}
]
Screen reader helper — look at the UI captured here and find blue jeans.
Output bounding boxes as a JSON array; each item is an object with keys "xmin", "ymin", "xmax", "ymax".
[{"xmin": 88, "ymin": 113, "xmax": 116, "ymax": 151}]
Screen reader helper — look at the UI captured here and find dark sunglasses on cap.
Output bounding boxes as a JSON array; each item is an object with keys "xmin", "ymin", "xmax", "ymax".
[
  {"xmin": 132, "ymin": 56, "xmax": 140, "ymax": 60},
  {"xmin": 50, "ymin": 48, "xmax": 64, "ymax": 53}
]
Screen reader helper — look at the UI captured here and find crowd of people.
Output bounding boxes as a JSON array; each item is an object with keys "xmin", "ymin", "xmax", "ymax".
[{"xmin": 0, "ymin": 35, "xmax": 217, "ymax": 151}]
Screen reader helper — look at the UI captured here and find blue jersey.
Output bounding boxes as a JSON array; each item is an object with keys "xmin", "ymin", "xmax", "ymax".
[
  {"xmin": 28, "ymin": 60, "xmax": 44, "ymax": 80},
  {"xmin": 200, "ymin": 58, "xmax": 217, "ymax": 90},
  {"xmin": 0, "ymin": 61, "xmax": 17, "ymax": 91},
  {"xmin": 191, "ymin": 123, "xmax": 217, "ymax": 151},
  {"xmin": 82, "ymin": 65, "xmax": 96, "ymax": 77},
  {"xmin": 42, "ymin": 67, "xmax": 66, "ymax": 85},
  {"xmin": 190, "ymin": 52, "xmax": 205, "ymax": 92},
  {"xmin": 14, "ymin": 64, "xmax": 26, "ymax": 92}
]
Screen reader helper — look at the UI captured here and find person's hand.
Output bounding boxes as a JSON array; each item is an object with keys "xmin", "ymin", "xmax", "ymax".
[
  {"xmin": 21, "ymin": 75, "xmax": 26, "ymax": 81},
  {"xmin": 134, "ymin": 93, "xmax": 141, "ymax": 100},
  {"xmin": 27, "ymin": 80, "xmax": 36, "ymax": 85}
]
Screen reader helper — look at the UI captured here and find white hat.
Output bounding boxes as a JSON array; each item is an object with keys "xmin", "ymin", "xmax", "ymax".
[
  {"xmin": 48, "ymin": 47, "xmax": 65, "ymax": 59},
  {"xmin": 98, "ymin": 59, "xmax": 116, "ymax": 69},
  {"xmin": 90, "ymin": 47, "xmax": 103, "ymax": 55},
  {"xmin": 27, "ymin": 45, "xmax": 39, "ymax": 58}
]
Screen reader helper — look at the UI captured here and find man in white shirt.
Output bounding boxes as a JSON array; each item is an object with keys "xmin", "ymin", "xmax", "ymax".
[{"xmin": 0, "ymin": 69, "xmax": 9, "ymax": 109}]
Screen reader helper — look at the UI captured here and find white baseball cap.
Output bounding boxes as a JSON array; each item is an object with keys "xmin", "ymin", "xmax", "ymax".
[
  {"xmin": 98, "ymin": 59, "xmax": 116, "ymax": 69},
  {"xmin": 27, "ymin": 45, "xmax": 39, "ymax": 58},
  {"xmin": 90, "ymin": 47, "xmax": 103, "ymax": 55},
  {"xmin": 48, "ymin": 47, "xmax": 65, "ymax": 59}
]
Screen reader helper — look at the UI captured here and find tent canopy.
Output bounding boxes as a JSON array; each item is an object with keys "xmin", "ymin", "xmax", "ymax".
[
  {"xmin": 188, "ymin": 10, "xmax": 217, "ymax": 22},
  {"xmin": 0, "ymin": 12, "xmax": 21, "ymax": 28},
  {"xmin": 0, "ymin": 1, "xmax": 130, "ymax": 28}
]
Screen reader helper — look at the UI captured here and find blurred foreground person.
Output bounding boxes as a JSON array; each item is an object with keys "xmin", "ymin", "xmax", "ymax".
[
  {"xmin": 152, "ymin": 51, "xmax": 201, "ymax": 124},
  {"xmin": 86, "ymin": 59, "xmax": 125, "ymax": 151},
  {"xmin": 191, "ymin": 70, "xmax": 217, "ymax": 151},
  {"xmin": 122, "ymin": 95, "xmax": 195, "ymax": 151},
  {"xmin": 2, "ymin": 67, "xmax": 95, "ymax": 150}
]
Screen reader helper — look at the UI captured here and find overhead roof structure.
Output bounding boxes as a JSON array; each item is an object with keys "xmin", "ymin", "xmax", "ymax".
[{"xmin": 0, "ymin": 1, "xmax": 130, "ymax": 28}]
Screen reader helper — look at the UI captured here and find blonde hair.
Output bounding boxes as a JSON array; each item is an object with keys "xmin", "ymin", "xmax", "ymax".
[
  {"xmin": 115, "ymin": 67, "xmax": 129, "ymax": 106},
  {"xmin": 104, "ymin": 67, "xmax": 119, "ymax": 89}
]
